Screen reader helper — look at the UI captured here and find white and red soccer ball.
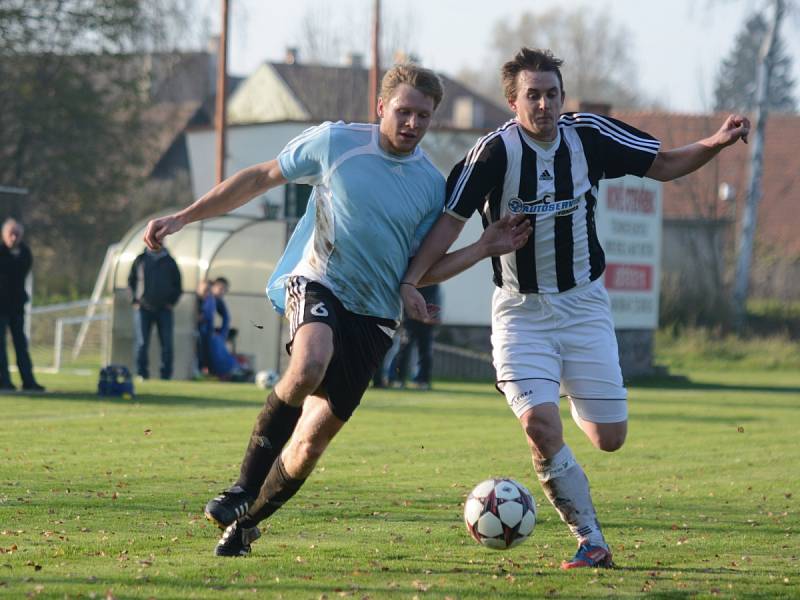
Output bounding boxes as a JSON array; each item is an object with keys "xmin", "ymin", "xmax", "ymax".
[{"xmin": 464, "ymin": 477, "xmax": 536, "ymax": 550}]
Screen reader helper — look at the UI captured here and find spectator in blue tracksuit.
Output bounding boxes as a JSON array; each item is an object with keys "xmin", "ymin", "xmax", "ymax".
[
  {"xmin": 197, "ymin": 277, "xmax": 236, "ymax": 377},
  {"xmin": 211, "ymin": 277, "xmax": 231, "ymax": 342},
  {"xmin": 128, "ymin": 246, "xmax": 182, "ymax": 379}
]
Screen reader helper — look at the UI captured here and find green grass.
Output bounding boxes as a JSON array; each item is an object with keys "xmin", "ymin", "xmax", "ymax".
[
  {"xmin": 656, "ymin": 327, "xmax": 800, "ymax": 372},
  {"xmin": 1, "ymin": 370, "xmax": 798, "ymax": 599}
]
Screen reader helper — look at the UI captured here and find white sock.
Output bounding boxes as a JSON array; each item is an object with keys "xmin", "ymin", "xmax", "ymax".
[{"xmin": 533, "ymin": 444, "xmax": 606, "ymax": 548}]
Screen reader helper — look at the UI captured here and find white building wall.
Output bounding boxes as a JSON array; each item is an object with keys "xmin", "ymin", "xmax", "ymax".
[
  {"xmin": 227, "ymin": 64, "xmax": 309, "ymax": 124},
  {"xmin": 186, "ymin": 122, "xmax": 309, "ymax": 216}
]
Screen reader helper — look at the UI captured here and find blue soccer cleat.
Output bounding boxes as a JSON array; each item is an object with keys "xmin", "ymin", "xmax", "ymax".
[{"xmin": 561, "ymin": 543, "xmax": 614, "ymax": 570}]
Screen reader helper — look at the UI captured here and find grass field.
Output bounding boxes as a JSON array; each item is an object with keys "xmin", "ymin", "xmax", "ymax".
[{"xmin": 1, "ymin": 368, "xmax": 798, "ymax": 599}]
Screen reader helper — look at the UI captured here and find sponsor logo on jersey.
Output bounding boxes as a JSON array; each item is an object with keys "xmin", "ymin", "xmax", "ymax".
[
  {"xmin": 507, "ymin": 193, "xmax": 580, "ymax": 217},
  {"xmin": 310, "ymin": 302, "xmax": 329, "ymax": 317},
  {"xmin": 539, "ymin": 169, "xmax": 553, "ymax": 181}
]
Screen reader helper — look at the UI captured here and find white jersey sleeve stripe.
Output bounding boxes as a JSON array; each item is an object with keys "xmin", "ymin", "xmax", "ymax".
[
  {"xmin": 560, "ymin": 114, "xmax": 660, "ymax": 153},
  {"xmin": 560, "ymin": 113, "xmax": 660, "ymax": 150},
  {"xmin": 564, "ymin": 120, "xmax": 660, "ymax": 154},
  {"xmin": 448, "ymin": 129, "xmax": 500, "ymax": 208},
  {"xmin": 447, "ymin": 119, "xmax": 516, "ymax": 212},
  {"xmin": 281, "ymin": 121, "xmax": 375, "ymax": 157},
  {"xmin": 282, "ymin": 122, "xmax": 334, "ymax": 154}
]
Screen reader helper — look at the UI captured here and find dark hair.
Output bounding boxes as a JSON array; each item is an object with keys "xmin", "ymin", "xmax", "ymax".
[
  {"xmin": 380, "ymin": 63, "xmax": 444, "ymax": 109},
  {"xmin": 212, "ymin": 277, "xmax": 229, "ymax": 288},
  {"xmin": 501, "ymin": 48, "xmax": 564, "ymax": 101}
]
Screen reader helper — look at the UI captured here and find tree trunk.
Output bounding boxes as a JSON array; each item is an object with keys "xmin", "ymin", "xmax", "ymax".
[{"xmin": 732, "ymin": 0, "xmax": 785, "ymax": 331}]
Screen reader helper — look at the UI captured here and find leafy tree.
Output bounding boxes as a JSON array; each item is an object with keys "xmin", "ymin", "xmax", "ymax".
[
  {"xmin": 713, "ymin": 11, "xmax": 796, "ymax": 113},
  {"xmin": 458, "ymin": 7, "xmax": 643, "ymax": 109},
  {"xmin": 0, "ymin": 0, "xmax": 193, "ymax": 298}
]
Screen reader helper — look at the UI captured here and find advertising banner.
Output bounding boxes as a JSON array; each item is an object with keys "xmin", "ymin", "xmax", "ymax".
[{"xmin": 596, "ymin": 176, "xmax": 662, "ymax": 329}]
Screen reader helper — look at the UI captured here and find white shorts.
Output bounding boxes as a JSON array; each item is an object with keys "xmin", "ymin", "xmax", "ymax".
[{"xmin": 491, "ymin": 279, "xmax": 627, "ymax": 424}]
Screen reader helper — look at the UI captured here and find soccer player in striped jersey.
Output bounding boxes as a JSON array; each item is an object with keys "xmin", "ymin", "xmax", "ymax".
[
  {"xmin": 401, "ymin": 48, "xmax": 750, "ymax": 569},
  {"xmin": 142, "ymin": 63, "xmax": 530, "ymax": 557}
]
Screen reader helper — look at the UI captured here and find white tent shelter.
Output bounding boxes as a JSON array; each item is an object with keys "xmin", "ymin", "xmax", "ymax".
[{"xmin": 108, "ymin": 212, "xmax": 288, "ymax": 380}]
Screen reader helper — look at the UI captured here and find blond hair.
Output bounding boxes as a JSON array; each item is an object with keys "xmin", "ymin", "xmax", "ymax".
[{"xmin": 380, "ymin": 63, "xmax": 444, "ymax": 109}]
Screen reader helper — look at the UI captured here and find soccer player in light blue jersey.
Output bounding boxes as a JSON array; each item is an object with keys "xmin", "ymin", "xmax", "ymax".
[{"xmin": 143, "ymin": 63, "xmax": 531, "ymax": 557}]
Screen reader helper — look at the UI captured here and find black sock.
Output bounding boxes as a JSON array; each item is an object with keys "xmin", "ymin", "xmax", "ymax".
[
  {"xmin": 235, "ymin": 391, "xmax": 302, "ymax": 495},
  {"xmin": 239, "ymin": 456, "xmax": 306, "ymax": 527}
]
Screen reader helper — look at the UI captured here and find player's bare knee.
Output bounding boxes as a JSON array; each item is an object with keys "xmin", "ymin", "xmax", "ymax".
[
  {"xmin": 593, "ymin": 427, "xmax": 627, "ymax": 452},
  {"xmin": 283, "ymin": 358, "xmax": 326, "ymax": 395},
  {"xmin": 596, "ymin": 434, "xmax": 625, "ymax": 452},
  {"xmin": 297, "ymin": 358, "xmax": 327, "ymax": 387},
  {"xmin": 523, "ymin": 419, "xmax": 563, "ymax": 457},
  {"xmin": 293, "ymin": 436, "xmax": 326, "ymax": 470}
]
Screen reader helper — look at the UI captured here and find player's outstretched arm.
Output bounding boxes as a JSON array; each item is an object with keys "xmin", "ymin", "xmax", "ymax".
[
  {"xmin": 401, "ymin": 213, "xmax": 532, "ymax": 322},
  {"xmin": 645, "ymin": 114, "xmax": 750, "ymax": 182},
  {"xmin": 419, "ymin": 214, "xmax": 531, "ymax": 285},
  {"xmin": 143, "ymin": 159, "xmax": 287, "ymax": 250},
  {"xmin": 401, "ymin": 213, "xmax": 465, "ymax": 322}
]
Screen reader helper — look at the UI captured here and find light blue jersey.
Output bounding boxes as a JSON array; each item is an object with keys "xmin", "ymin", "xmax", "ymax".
[{"xmin": 267, "ymin": 122, "xmax": 445, "ymax": 320}]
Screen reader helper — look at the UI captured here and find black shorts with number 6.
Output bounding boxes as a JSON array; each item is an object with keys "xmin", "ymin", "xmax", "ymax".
[{"xmin": 285, "ymin": 276, "xmax": 396, "ymax": 421}]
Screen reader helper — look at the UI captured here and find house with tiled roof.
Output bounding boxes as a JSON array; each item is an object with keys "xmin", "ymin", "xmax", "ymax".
[
  {"xmin": 227, "ymin": 51, "xmax": 508, "ymax": 130},
  {"xmin": 615, "ymin": 110, "xmax": 800, "ymax": 304}
]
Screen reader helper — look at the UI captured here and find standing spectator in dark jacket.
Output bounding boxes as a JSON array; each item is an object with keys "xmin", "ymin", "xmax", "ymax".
[
  {"xmin": 128, "ymin": 246, "xmax": 182, "ymax": 379},
  {"xmin": 0, "ymin": 218, "xmax": 45, "ymax": 392},
  {"xmin": 394, "ymin": 283, "xmax": 441, "ymax": 390}
]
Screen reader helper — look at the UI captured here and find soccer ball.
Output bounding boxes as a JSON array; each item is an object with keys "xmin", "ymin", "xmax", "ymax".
[
  {"xmin": 464, "ymin": 478, "xmax": 536, "ymax": 550},
  {"xmin": 255, "ymin": 369, "xmax": 279, "ymax": 389}
]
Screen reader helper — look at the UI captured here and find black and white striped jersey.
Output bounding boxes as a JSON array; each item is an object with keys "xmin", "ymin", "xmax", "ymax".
[{"xmin": 446, "ymin": 112, "xmax": 660, "ymax": 294}]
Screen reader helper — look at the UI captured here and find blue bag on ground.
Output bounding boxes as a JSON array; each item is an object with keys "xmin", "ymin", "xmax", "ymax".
[{"xmin": 98, "ymin": 365, "xmax": 135, "ymax": 397}]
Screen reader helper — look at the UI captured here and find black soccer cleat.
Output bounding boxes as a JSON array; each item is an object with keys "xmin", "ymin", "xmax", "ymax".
[
  {"xmin": 205, "ymin": 485, "xmax": 255, "ymax": 529},
  {"xmin": 214, "ymin": 521, "xmax": 261, "ymax": 557}
]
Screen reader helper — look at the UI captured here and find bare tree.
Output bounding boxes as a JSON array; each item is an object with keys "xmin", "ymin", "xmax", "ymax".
[
  {"xmin": 458, "ymin": 7, "xmax": 644, "ymax": 108},
  {"xmin": 732, "ymin": 0, "xmax": 787, "ymax": 330},
  {"xmin": 293, "ymin": 0, "xmax": 417, "ymax": 66}
]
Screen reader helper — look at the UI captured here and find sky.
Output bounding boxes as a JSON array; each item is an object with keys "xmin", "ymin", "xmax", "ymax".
[{"xmin": 199, "ymin": 0, "xmax": 800, "ymax": 114}]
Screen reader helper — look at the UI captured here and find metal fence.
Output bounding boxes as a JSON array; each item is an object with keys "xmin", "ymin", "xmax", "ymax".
[{"xmin": 27, "ymin": 298, "xmax": 112, "ymax": 374}]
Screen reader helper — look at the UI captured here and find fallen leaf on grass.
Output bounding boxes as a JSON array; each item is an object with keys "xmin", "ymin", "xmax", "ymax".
[{"xmin": 412, "ymin": 580, "xmax": 431, "ymax": 592}]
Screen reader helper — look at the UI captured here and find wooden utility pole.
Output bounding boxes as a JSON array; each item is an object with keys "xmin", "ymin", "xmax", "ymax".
[
  {"xmin": 732, "ymin": 0, "xmax": 784, "ymax": 330},
  {"xmin": 214, "ymin": 0, "xmax": 230, "ymax": 184},
  {"xmin": 368, "ymin": 0, "xmax": 380, "ymax": 122}
]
